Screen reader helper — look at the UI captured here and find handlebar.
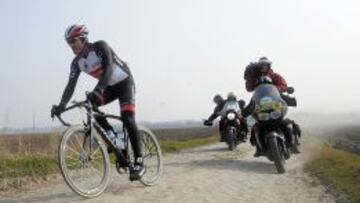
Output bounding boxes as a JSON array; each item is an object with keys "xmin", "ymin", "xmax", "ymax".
[
  {"xmin": 53, "ymin": 100, "xmax": 88, "ymax": 127},
  {"xmin": 56, "ymin": 115, "xmax": 71, "ymax": 127},
  {"xmin": 53, "ymin": 99, "xmax": 121, "ymax": 127}
]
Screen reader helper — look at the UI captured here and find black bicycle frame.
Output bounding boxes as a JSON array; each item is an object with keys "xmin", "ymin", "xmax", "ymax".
[{"xmin": 55, "ymin": 100, "xmax": 130, "ymax": 167}]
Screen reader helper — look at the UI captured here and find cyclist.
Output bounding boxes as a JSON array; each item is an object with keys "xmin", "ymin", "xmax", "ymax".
[{"xmin": 51, "ymin": 24, "xmax": 144, "ymax": 180}]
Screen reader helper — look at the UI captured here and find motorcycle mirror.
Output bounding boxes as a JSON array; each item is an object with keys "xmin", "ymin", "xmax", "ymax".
[
  {"xmin": 238, "ymin": 100, "xmax": 246, "ymax": 109},
  {"xmin": 287, "ymin": 87, "xmax": 295, "ymax": 94}
]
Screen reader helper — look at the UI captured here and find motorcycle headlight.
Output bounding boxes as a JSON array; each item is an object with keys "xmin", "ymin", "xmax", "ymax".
[{"xmin": 227, "ymin": 112, "xmax": 236, "ymax": 120}]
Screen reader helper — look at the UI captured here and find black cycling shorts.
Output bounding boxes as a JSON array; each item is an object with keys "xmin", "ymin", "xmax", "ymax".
[{"xmin": 97, "ymin": 77, "xmax": 136, "ymax": 112}]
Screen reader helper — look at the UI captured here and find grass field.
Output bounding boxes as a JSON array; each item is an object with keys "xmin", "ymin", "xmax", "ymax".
[
  {"xmin": 305, "ymin": 140, "xmax": 360, "ymax": 203},
  {"xmin": 325, "ymin": 125, "xmax": 360, "ymax": 155}
]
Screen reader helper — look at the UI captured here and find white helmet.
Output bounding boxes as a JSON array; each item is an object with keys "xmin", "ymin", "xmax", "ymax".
[
  {"xmin": 258, "ymin": 56, "xmax": 272, "ymax": 65},
  {"xmin": 227, "ymin": 92, "xmax": 237, "ymax": 101},
  {"xmin": 64, "ymin": 24, "xmax": 89, "ymax": 41}
]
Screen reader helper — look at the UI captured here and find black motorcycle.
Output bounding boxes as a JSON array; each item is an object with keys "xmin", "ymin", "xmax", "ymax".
[
  {"xmin": 247, "ymin": 78, "xmax": 295, "ymax": 173},
  {"xmin": 218, "ymin": 99, "xmax": 246, "ymax": 150}
]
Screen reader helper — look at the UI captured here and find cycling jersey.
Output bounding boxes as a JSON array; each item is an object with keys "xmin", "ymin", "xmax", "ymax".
[
  {"xmin": 56, "ymin": 38, "xmax": 143, "ymax": 165},
  {"xmin": 60, "ymin": 41, "xmax": 133, "ymax": 107}
]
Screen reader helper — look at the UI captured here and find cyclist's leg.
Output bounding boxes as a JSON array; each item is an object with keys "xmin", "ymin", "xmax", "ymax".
[
  {"xmin": 116, "ymin": 78, "xmax": 142, "ymax": 159},
  {"xmin": 121, "ymin": 110, "xmax": 142, "ymax": 158},
  {"xmin": 93, "ymin": 88, "xmax": 117, "ymax": 132},
  {"xmin": 116, "ymin": 78, "xmax": 145, "ymax": 179}
]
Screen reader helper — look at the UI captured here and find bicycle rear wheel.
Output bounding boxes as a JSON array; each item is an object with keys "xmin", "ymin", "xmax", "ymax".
[
  {"xmin": 58, "ymin": 125, "xmax": 110, "ymax": 198},
  {"xmin": 138, "ymin": 126, "xmax": 163, "ymax": 186}
]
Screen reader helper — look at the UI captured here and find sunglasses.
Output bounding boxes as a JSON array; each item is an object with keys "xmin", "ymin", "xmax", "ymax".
[{"xmin": 67, "ymin": 38, "xmax": 79, "ymax": 44}]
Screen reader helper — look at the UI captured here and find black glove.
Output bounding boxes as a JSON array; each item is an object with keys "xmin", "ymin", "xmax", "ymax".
[
  {"xmin": 51, "ymin": 104, "xmax": 65, "ymax": 118},
  {"xmin": 203, "ymin": 120, "xmax": 213, "ymax": 126}
]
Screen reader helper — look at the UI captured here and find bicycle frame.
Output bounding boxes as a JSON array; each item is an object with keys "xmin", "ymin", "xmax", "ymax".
[{"xmin": 56, "ymin": 100, "xmax": 130, "ymax": 167}]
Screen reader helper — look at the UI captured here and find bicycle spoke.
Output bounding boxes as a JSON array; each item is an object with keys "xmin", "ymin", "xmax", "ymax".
[
  {"xmin": 143, "ymin": 153, "xmax": 152, "ymax": 159},
  {"xmin": 90, "ymin": 147, "xmax": 101, "ymax": 157},
  {"xmin": 146, "ymin": 144, "xmax": 156, "ymax": 152},
  {"xmin": 142, "ymin": 137, "xmax": 154, "ymax": 149},
  {"xmin": 67, "ymin": 142, "xmax": 82, "ymax": 156},
  {"xmin": 85, "ymin": 166, "xmax": 93, "ymax": 183},
  {"xmin": 66, "ymin": 161, "xmax": 79, "ymax": 170},
  {"xmin": 74, "ymin": 134, "xmax": 87, "ymax": 155},
  {"xmin": 65, "ymin": 157, "xmax": 79, "ymax": 165},
  {"xmin": 89, "ymin": 164, "xmax": 103, "ymax": 176}
]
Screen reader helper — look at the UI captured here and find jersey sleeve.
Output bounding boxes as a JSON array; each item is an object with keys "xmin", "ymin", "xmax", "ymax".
[
  {"xmin": 271, "ymin": 72, "xmax": 288, "ymax": 92},
  {"xmin": 59, "ymin": 60, "xmax": 80, "ymax": 107},
  {"xmin": 207, "ymin": 103, "xmax": 224, "ymax": 121}
]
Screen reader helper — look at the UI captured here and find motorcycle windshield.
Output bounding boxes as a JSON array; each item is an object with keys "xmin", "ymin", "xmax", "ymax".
[
  {"xmin": 252, "ymin": 84, "xmax": 287, "ymax": 121},
  {"xmin": 220, "ymin": 100, "xmax": 240, "ymax": 116},
  {"xmin": 252, "ymin": 84, "xmax": 281, "ymax": 102}
]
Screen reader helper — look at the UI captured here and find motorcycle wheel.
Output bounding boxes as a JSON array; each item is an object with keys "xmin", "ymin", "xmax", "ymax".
[
  {"xmin": 226, "ymin": 127, "xmax": 236, "ymax": 151},
  {"xmin": 268, "ymin": 137, "xmax": 286, "ymax": 174},
  {"xmin": 228, "ymin": 141, "xmax": 235, "ymax": 151}
]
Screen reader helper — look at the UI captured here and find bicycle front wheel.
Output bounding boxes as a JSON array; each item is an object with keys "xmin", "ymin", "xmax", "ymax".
[{"xmin": 58, "ymin": 125, "xmax": 110, "ymax": 198}]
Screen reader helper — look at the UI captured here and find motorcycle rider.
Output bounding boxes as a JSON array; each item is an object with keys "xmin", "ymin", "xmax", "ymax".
[
  {"xmin": 50, "ymin": 24, "xmax": 144, "ymax": 180},
  {"xmin": 204, "ymin": 93, "xmax": 248, "ymax": 142},
  {"xmin": 243, "ymin": 57, "xmax": 301, "ymax": 156}
]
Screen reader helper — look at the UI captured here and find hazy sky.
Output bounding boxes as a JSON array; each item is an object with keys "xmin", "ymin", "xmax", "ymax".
[{"xmin": 1, "ymin": 0, "xmax": 359, "ymax": 128}]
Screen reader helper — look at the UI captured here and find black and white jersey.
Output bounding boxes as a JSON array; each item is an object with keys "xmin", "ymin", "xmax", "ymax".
[{"xmin": 60, "ymin": 40, "xmax": 133, "ymax": 106}]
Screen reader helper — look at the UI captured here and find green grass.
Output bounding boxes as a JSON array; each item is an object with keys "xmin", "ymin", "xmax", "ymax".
[
  {"xmin": 304, "ymin": 142, "xmax": 360, "ymax": 203},
  {"xmin": 0, "ymin": 154, "xmax": 58, "ymax": 179}
]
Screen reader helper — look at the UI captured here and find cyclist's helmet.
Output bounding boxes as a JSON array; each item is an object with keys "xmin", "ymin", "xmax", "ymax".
[{"xmin": 64, "ymin": 24, "xmax": 89, "ymax": 41}]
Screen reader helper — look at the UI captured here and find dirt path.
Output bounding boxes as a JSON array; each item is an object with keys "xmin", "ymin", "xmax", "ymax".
[{"xmin": 0, "ymin": 141, "xmax": 335, "ymax": 203}]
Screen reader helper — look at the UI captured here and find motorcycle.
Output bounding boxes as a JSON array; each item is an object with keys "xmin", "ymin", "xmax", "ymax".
[
  {"xmin": 247, "ymin": 77, "xmax": 295, "ymax": 173},
  {"xmin": 218, "ymin": 99, "xmax": 247, "ymax": 151}
]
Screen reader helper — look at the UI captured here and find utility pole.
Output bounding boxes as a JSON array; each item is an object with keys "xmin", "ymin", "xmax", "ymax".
[
  {"xmin": 33, "ymin": 112, "xmax": 36, "ymax": 132},
  {"xmin": 2, "ymin": 107, "xmax": 11, "ymax": 133}
]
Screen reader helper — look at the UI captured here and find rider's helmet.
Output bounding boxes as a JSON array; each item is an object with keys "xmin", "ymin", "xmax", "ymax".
[
  {"xmin": 64, "ymin": 24, "xmax": 89, "ymax": 42},
  {"xmin": 257, "ymin": 56, "xmax": 272, "ymax": 71},
  {"xmin": 258, "ymin": 56, "xmax": 272, "ymax": 65},
  {"xmin": 227, "ymin": 92, "xmax": 237, "ymax": 101},
  {"xmin": 213, "ymin": 94, "xmax": 224, "ymax": 104}
]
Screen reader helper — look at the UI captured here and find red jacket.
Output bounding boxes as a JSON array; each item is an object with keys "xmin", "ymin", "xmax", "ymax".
[{"xmin": 245, "ymin": 69, "xmax": 288, "ymax": 92}]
